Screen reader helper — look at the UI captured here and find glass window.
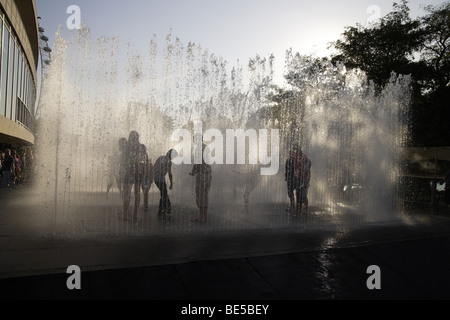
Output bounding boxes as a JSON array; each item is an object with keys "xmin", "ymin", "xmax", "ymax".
[
  {"xmin": 21, "ymin": 57, "xmax": 25, "ymax": 100},
  {"xmin": 32, "ymin": 80, "xmax": 36, "ymax": 110},
  {"xmin": 27, "ymin": 75, "xmax": 31, "ymax": 109},
  {"xmin": 6, "ymin": 34, "xmax": 14, "ymax": 119},
  {"xmin": 0, "ymin": 21, "xmax": 2, "ymax": 86},
  {"xmin": 17, "ymin": 53, "xmax": 22, "ymax": 100},
  {"xmin": 11, "ymin": 42, "xmax": 18, "ymax": 121},
  {"xmin": 18, "ymin": 99, "xmax": 22, "ymax": 123},
  {"xmin": 30, "ymin": 84, "xmax": 35, "ymax": 116},
  {"xmin": 26, "ymin": 68, "xmax": 30, "ymax": 107},
  {"xmin": 6, "ymin": 36, "xmax": 14, "ymax": 119},
  {"xmin": 0, "ymin": 25, "xmax": 9, "ymax": 118},
  {"xmin": 16, "ymin": 97, "xmax": 20, "ymax": 122},
  {"xmin": 24, "ymin": 67, "xmax": 28, "ymax": 107}
]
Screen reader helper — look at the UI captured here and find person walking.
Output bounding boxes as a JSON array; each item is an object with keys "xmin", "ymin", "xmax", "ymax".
[{"xmin": 189, "ymin": 144, "xmax": 212, "ymax": 223}]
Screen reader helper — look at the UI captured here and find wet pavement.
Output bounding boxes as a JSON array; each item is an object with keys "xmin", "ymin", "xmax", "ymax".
[{"xmin": 1, "ymin": 184, "xmax": 450, "ymax": 302}]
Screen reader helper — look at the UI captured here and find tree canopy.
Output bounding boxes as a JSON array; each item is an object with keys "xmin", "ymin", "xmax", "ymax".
[{"xmin": 266, "ymin": 1, "xmax": 449, "ymax": 147}]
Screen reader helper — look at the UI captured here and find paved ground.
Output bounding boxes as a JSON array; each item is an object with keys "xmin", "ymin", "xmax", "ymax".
[
  {"xmin": 1, "ymin": 184, "xmax": 450, "ymax": 307},
  {"xmin": 2, "ymin": 232, "xmax": 450, "ymax": 301}
]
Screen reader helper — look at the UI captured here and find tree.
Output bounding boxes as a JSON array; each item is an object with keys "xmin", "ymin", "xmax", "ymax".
[
  {"xmin": 332, "ymin": 0, "xmax": 422, "ymax": 91},
  {"xmin": 331, "ymin": 0, "xmax": 450, "ymax": 146},
  {"xmin": 419, "ymin": 2, "xmax": 450, "ymax": 92}
]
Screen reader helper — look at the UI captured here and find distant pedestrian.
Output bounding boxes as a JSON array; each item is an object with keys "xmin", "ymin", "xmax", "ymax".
[
  {"xmin": 189, "ymin": 144, "xmax": 212, "ymax": 223},
  {"xmin": 153, "ymin": 149, "xmax": 177, "ymax": 222},
  {"xmin": 1, "ymin": 149, "xmax": 15, "ymax": 188},
  {"xmin": 285, "ymin": 145, "xmax": 311, "ymax": 216},
  {"xmin": 11, "ymin": 150, "xmax": 21, "ymax": 184},
  {"xmin": 121, "ymin": 131, "xmax": 146, "ymax": 221}
]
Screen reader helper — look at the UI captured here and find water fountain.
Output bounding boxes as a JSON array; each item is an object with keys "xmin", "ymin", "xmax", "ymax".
[{"xmin": 31, "ymin": 26, "xmax": 410, "ymax": 239}]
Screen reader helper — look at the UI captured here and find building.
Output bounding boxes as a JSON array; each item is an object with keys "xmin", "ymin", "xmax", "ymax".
[{"xmin": 0, "ymin": 0, "xmax": 38, "ymax": 147}]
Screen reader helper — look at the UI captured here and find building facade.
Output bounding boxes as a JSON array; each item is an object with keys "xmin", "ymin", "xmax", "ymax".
[{"xmin": 0, "ymin": 0, "xmax": 38, "ymax": 147}]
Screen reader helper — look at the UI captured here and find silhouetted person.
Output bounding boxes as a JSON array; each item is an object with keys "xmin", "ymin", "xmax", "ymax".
[
  {"xmin": 1, "ymin": 149, "xmax": 15, "ymax": 188},
  {"xmin": 121, "ymin": 131, "xmax": 146, "ymax": 222},
  {"xmin": 11, "ymin": 150, "xmax": 20, "ymax": 184},
  {"xmin": 153, "ymin": 149, "xmax": 177, "ymax": 222},
  {"xmin": 189, "ymin": 144, "xmax": 212, "ymax": 223},
  {"xmin": 285, "ymin": 145, "xmax": 311, "ymax": 216}
]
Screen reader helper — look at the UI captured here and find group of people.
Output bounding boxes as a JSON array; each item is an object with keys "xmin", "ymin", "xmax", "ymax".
[
  {"xmin": 108, "ymin": 132, "xmax": 311, "ymax": 223},
  {"xmin": 108, "ymin": 131, "xmax": 212, "ymax": 224},
  {"xmin": 0, "ymin": 147, "xmax": 36, "ymax": 189},
  {"xmin": 106, "ymin": 131, "xmax": 157, "ymax": 222}
]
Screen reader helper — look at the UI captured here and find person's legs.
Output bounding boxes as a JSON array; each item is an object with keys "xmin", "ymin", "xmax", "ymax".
[
  {"xmin": 142, "ymin": 182, "xmax": 150, "ymax": 211},
  {"xmin": 199, "ymin": 183, "xmax": 209, "ymax": 222},
  {"xmin": 192, "ymin": 183, "xmax": 201, "ymax": 222},
  {"xmin": 192, "ymin": 182, "xmax": 209, "ymax": 222},
  {"xmin": 287, "ymin": 179, "xmax": 295, "ymax": 214},
  {"xmin": 195, "ymin": 183, "xmax": 200, "ymax": 209},
  {"xmin": 292, "ymin": 178, "xmax": 301, "ymax": 216},
  {"xmin": 199, "ymin": 206, "xmax": 207, "ymax": 222},
  {"xmin": 122, "ymin": 182, "xmax": 132, "ymax": 220},
  {"xmin": 10, "ymin": 171, "xmax": 15, "ymax": 186},
  {"xmin": 133, "ymin": 180, "xmax": 141, "ymax": 220},
  {"xmin": 155, "ymin": 181, "xmax": 164, "ymax": 218},
  {"xmin": 1, "ymin": 171, "xmax": 10, "ymax": 188},
  {"xmin": 298, "ymin": 186, "xmax": 308, "ymax": 214},
  {"xmin": 116, "ymin": 175, "xmax": 123, "ymax": 200},
  {"xmin": 164, "ymin": 186, "xmax": 171, "ymax": 215},
  {"xmin": 155, "ymin": 181, "xmax": 171, "ymax": 219},
  {"xmin": 295, "ymin": 189, "xmax": 301, "ymax": 216},
  {"xmin": 303, "ymin": 187, "xmax": 309, "ymax": 214},
  {"xmin": 106, "ymin": 174, "xmax": 113, "ymax": 198}
]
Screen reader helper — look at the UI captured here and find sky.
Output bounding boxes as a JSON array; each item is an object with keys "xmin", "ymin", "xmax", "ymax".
[{"xmin": 34, "ymin": 0, "xmax": 445, "ymax": 86}]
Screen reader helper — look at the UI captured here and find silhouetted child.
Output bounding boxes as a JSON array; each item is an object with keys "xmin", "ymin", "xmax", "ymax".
[
  {"xmin": 189, "ymin": 144, "xmax": 212, "ymax": 223},
  {"xmin": 153, "ymin": 149, "xmax": 177, "ymax": 222}
]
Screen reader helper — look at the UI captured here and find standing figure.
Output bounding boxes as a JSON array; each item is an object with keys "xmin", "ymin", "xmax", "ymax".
[
  {"xmin": 11, "ymin": 150, "xmax": 21, "ymax": 184},
  {"xmin": 153, "ymin": 149, "xmax": 177, "ymax": 222},
  {"xmin": 121, "ymin": 131, "xmax": 146, "ymax": 221},
  {"xmin": 189, "ymin": 144, "xmax": 212, "ymax": 223},
  {"xmin": 1, "ymin": 149, "xmax": 15, "ymax": 188},
  {"xmin": 285, "ymin": 145, "xmax": 312, "ymax": 216}
]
